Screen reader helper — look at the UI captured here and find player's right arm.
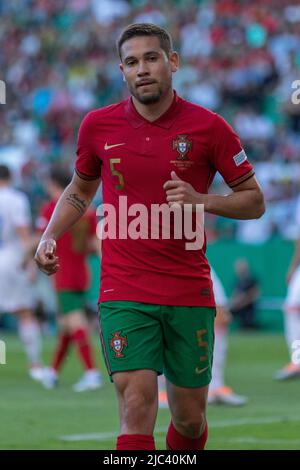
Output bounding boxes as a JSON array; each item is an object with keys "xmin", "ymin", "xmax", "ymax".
[{"xmin": 34, "ymin": 172, "xmax": 101, "ymax": 275}]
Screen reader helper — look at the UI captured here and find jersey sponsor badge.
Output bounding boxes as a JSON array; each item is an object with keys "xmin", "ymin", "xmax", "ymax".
[
  {"xmin": 109, "ymin": 331, "xmax": 127, "ymax": 358},
  {"xmin": 233, "ymin": 149, "xmax": 247, "ymax": 167}
]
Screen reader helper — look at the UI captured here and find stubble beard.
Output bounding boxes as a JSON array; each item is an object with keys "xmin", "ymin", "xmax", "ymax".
[{"xmin": 130, "ymin": 83, "xmax": 164, "ymax": 105}]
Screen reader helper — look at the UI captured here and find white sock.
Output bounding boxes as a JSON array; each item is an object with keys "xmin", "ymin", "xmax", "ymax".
[
  {"xmin": 18, "ymin": 319, "xmax": 42, "ymax": 366},
  {"xmin": 210, "ymin": 327, "xmax": 228, "ymax": 392},
  {"xmin": 284, "ymin": 311, "xmax": 300, "ymax": 359}
]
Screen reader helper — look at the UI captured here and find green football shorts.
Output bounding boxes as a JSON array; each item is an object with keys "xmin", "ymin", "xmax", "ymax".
[
  {"xmin": 57, "ymin": 291, "xmax": 86, "ymax": 315},
  {"xmin": 99, "ymin": 301, "xmax": 215, "ymax": 388}
]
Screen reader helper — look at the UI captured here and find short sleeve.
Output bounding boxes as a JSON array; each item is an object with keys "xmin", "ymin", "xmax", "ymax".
[
  {"xmin": 11, "ymin": 193, "xmax": 31, "ymax": 228},
  {"xmin": 210, "ymin": 114, "xmax": 254, "ymax": 188},
  {"xmin": 75, "ymin": 112, "xmax": 102, "ymax": 181}
]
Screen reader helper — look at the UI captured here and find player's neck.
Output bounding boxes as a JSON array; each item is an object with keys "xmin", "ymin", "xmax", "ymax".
[
  {"xmin": 132, "ymin": 89, "xmax": 174, "ymax": 122},
  {"xmin": 0, "ymin": 181, "xmax": 10, "ymax": 187}
]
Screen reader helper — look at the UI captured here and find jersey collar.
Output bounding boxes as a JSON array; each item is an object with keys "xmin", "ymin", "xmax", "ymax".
[{"xmin": 124, "ymin": 90, "xmax": 181, "ymax": 129}]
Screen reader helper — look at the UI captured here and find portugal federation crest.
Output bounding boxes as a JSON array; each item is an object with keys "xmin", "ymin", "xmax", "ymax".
[
  {"xmin": 173, "ymin": 134, "xmax": 192, "ymax": 160},
  {"xmin": 109, "ymin": 332, "xmax": 127, "ymax": 358}
]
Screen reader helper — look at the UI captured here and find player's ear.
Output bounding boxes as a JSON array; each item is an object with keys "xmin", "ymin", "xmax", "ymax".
[
  {"xmin": 119, "ymin": 63, "xmax": 126, "ymax": 83},
  {"xmin": 170, "ymin": 51, "xmax": 179, "ymax": 73}
]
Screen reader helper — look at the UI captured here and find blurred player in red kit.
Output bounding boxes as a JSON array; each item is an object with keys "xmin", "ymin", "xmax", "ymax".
[{"xmin": 36, "ymin": 167, "xmax": 102, "ymax": 391}]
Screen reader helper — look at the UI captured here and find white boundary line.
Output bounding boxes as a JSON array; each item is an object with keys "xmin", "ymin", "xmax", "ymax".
[
  {"xmin": 213, "ymin": 437, "xmax": 300, "ymax": 445},
  {"xmin": 60, "ymin": 415, "xmax": 300, "ymax": 442}
]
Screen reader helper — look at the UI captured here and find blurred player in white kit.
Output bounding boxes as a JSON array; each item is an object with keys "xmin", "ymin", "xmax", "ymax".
[
  {"xmin": 207, "ymin": 268, "xmax": 247, "ymax": 405},
  {"xmin": 0, "ymin": 164, "xmax": 43, "ymax": 380},
  {"xmin": 274, "ymin": 199, "xmax": 300, "ymax": 380}
]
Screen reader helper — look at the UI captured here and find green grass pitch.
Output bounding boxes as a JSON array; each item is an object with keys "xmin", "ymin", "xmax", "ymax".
[{"xmin": 0, "ymin": 332, "xmax": 299, "ymax": 450}]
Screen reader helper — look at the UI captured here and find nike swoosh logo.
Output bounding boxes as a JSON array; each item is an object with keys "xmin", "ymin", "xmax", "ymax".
[
  {"xmin": 195, "ymin": 365, "xmax": 209, "ymax": 375},
  {"xmin": 104, "ymin": 142, "xmax": 125, "ymax": 150}
]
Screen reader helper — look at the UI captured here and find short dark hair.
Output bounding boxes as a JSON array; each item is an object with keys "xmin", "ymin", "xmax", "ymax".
[
  {"xmin": 0, "ymin": 164, "xmax": 11, "ymax": 180},
  {"xmin": 117, "ymin": 23, "xmax": 173, "ymax": 60},
  {"xmin": 49, "ymin": 166, "xmax": 71, "ymax": 189}
]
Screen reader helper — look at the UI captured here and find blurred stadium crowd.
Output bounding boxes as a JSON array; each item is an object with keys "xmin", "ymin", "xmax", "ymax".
[{"xmin": 1, "ymin": 0, "xmax": 300, "ymax": 242}]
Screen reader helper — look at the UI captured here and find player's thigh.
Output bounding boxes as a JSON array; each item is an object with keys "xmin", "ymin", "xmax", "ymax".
[
  {"xmin": 113, "ymin": 369, "xmax": 158, "ymax": 432},
  {"xmin": 162, "ymin": 306, "xmax": 215, "ymax": 388},
  {"xmin": 113, "ymin": 369, "xmax": 158, "ymax": 403},
  {"xmin": 99, "ymin": 301, "xmax": 163, "ymax": 378},
  {"xmin": 66, "ymin": 311, "xmax": 88, "ymax": 331},
  {"xmin": 166, "ymin": 378, "xmax": 208, "ymax": 419}
]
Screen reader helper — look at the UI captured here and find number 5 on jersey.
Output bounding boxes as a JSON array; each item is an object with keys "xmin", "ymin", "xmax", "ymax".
[{"xmin": 110, "ymin": 158, "xmax": 124, "ymax": 190}]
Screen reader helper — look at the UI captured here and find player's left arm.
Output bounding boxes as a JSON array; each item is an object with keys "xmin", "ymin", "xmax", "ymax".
[
  {"xmin": 201, "ymin": 174, "xmax": 265, "ymax": 219},
  {"xmin": 164, "ymin": 171, "xmax": 265, "ymax": 219},
  {"xmin": 164, "ymin": 113, "xmax": 265, "ymax": 220}
]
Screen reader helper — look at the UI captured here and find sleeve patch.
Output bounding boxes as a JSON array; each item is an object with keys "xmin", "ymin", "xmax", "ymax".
[{"xmin": 233, "ymin": 149, "xmax": 247, "ymax": 167}]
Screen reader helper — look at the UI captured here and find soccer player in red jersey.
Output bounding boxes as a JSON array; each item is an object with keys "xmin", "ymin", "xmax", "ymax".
[
  {"xmin": 35, "ymin": 24, "xmax": 265, "ymax": 450},
  {"xmin": 37, "ymin": 168, "xmax": 102, "ymax": 392}
]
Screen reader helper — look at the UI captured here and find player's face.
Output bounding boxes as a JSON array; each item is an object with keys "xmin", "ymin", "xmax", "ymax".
[{"xmin": 120, "ymin": 36, "xmax": 178, "ymax": 105}]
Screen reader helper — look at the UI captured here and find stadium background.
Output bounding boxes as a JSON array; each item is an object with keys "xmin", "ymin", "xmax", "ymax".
[{"xmin": 1, "ymin": 0, "xmax": 300, "ymax": 450}]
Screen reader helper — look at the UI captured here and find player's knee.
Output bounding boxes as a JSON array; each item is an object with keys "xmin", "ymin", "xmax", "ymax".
[
  {"xmin": 67, "ymin": 312, "xmax": 87, "ymax": 331},
  {"xmin": 173, "ymin": 412, "xmax": 206, "ymax": 438}
]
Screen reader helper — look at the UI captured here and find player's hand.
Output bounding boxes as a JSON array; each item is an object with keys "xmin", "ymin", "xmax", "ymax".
[
  {"xmin": 34, "ymin": 238, "xmax": 60, "ymax": 276},
  {"xmin": 163, "ymin": 171, "xmax": 202, "ymax": 208}
]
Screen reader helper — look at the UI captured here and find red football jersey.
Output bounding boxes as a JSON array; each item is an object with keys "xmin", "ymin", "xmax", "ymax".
[
  {"xmin": 75, "ymin": 91, "xmax": 254, "ymax": 306},
  {"xmin": 37, "ymin": 201, "xmax": 97, "ymax": 291}
]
